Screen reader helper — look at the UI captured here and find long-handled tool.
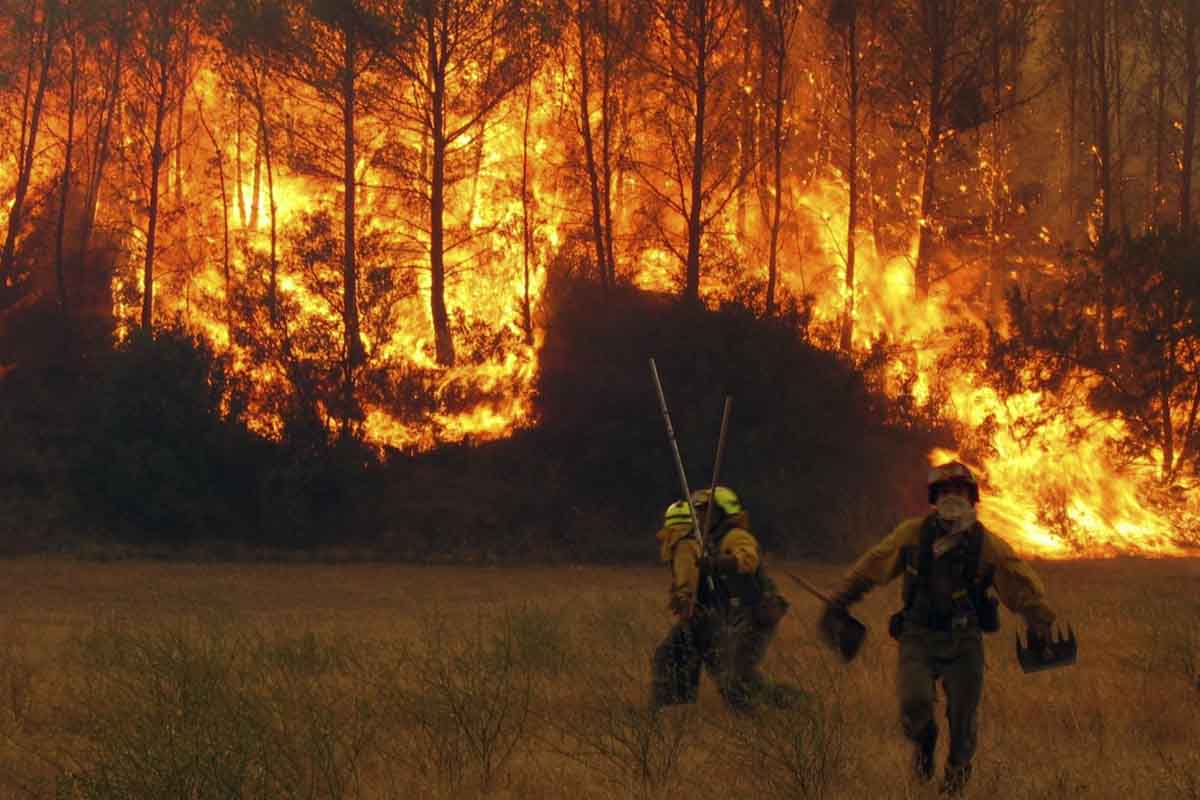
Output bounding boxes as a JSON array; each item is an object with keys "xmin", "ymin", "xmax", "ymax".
[
  {"xmin": 785, "ymin": 571, "xmax": 867, "ymax": 663},
  {"xmin": 699, "ymin": 396, "xmax": 733, "ymax": 542},
  {"xmin": 650, "ymin": 359, "xmax": 704, "ymax": 547}
]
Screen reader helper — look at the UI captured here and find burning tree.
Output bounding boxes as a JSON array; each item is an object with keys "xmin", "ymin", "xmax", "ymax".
[
  {"xmin": 0, "ymin": 0, "xmax": 60, "ymax": 290},
  {"xmin": 373, "ymin": 0, "xmax": 557, "ymax": 368},
  {"xmin": 255, "ymin": 0, "xmax": 394, "ymax": 432},
  {"xmin": 120, "ymin": 0, "xmax": 200, "ymax": 330},
  {"xmin": 631, "ymin": 0, "xmax": 750, "ymax": 304},
  {"xmin": 879, "ymin": 0, "xmax": 1022, "ymax": 298},
  {"xmin": 984, "ymin": 231, "xmax": 1200, "ymax": 489},
  {"xmin": 570, "ymin": 0, "xmax": 641, "ymax": 291}
]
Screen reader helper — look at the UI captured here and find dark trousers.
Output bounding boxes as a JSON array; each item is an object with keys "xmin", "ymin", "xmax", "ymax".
[
  {"xmin": 651, "ymin": 609, "xmax": 796, "ymax": 712},
  {"xmin": 897, "ymin": 627, "xmax": 984, "ymax": 768}
]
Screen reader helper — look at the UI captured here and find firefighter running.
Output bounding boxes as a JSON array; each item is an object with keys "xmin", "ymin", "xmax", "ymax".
[
  {"xmin": 823, "ymin": 461, "xmax": 1061, "ymax": 795},
  {"xmin": 650, "ymin": 486, "xmax": 800, "ymax": 713}
]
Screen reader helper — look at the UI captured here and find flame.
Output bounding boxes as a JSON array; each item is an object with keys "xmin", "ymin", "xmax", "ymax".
[
  {"xmin": 102, "ymin": 63, "xmax": 563, "ymax": 453},
  {"xmin": 2, "ymin": 13, "xmax": 1188, "ymax": 559},
  {"xmin": 629, "ymin": 170, "xmax": 1195, "ymax": 558}
]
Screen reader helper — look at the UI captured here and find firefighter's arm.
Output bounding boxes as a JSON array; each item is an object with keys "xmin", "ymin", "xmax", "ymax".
[
  {"xmin": 983, "ymin": 532, "xmax": 1057, "ymax": 629},
  {"xmin": 717, "ymin": 528, "xmax": 760, "ymax": 573},
  {"xmin": 830, "ymin": 518, "xmax": 920, "ymax": 606},
  {"xmin": 657, "ymin": 525, "xmax": 702, "ymax": 608}
]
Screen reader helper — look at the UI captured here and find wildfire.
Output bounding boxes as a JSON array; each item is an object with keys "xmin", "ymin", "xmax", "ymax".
[
  {"xmin": 5, "ymin": 5, "xmax": 1195, "ymax": 561},
  {"xmin": 684, "ymin": 172, "xmax": 1194, "ymax": 559}
]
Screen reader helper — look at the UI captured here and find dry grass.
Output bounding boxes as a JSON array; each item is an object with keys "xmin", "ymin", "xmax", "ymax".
[{"xmin": 0, "ymin": 557, "xmax": 1194, "ymax": 799}]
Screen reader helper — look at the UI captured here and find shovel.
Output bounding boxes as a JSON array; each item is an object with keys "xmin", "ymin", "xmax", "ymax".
[
  {"xmin": 1016, "ymin": 625, "xmax": 1078, "ymax": 673},
  {"xmin": 786, "ymin": 572, "xmax": 867, "ymax": 663}
]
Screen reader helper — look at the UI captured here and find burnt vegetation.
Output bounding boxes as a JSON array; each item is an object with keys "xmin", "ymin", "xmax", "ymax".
[{"xmin": 2, "ymin": 0, "xmax": 1200, "ymax": 557}]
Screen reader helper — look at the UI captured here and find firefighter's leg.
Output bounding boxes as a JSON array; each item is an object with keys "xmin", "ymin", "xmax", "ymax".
[
  {"xmin": 650, "ymin": 619, "xmax": 702, "ymax": 708},
  {"xmin": 898, "ymin": 633, "xmax": 938, "ymax": 781},
  {"xmin": 733, "ymin": 614, "xmax": 806, "ymax": 710},
  {"xmin": 940, "ymin": 636, "xmax": 984, "ymax": 795}
]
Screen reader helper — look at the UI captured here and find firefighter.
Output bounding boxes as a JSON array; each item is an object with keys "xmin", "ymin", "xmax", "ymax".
[
  {"xmin": 823, "ymin": 461, "xmax": 1058, "ymax": 795},
  {"xmin": 650, "ymin": 486, "xmax": 799, "ymax": 712}
]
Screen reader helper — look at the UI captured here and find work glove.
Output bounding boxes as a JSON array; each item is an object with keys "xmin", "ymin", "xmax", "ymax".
[
  {"xmin": 668, "ymin": 592, "xmax": 694, "ymax": 620},
  {"xmin": 698, "ymin": 553, "xmax": 740, "ymax": 575}
]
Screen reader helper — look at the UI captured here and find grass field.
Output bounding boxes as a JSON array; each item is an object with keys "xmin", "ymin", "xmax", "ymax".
[{"xmin": 0, "ymin": 556, "xmax": 1195, "ymax": 799}]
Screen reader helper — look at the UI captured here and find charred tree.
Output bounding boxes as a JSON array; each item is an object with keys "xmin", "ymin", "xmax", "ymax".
[
  {"xmin": 78, "ymin": 8, "xmax": 128, "ymax": 263},
  {"xmin": 746, "ymin": 0, "xmax": 801, "ymax": 319},
  {"xmin": 1182, "ymin": 0, "xmax": 1200, "ymax": 231},
  {"xmin": 125, "ymin": 0, "xmax": 197, "ymax": 329},
  {"xmin": 1, "ymin": 0, "xmax": 57, "ymax": 285},
  {"xmin": 376, "ymin": 0, "xmax": 553, "ymax": 367},
  {"xmin": 54, "ymin": 6, "xmax": 82, "ymax": 317},
  {"xmin": 883, "ymin": 0, "xmax": 998, "ymax": 298},
  {"xmin": 207, "ymin": 0, "xmax": 284, "ymax": 321},
  {"xmin": 264, "ymin": 0, "xmax": 391, "ymax": 430},
  {"xmin": 577, "ymin": 0, "xmax": 610, "ymax": 289},
  {"xmin": 635, "ymin": 0, "xmax": 747, "ymax": 305}
]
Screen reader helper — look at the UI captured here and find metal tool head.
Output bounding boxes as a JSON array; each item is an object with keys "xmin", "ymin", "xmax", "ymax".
[
  {"xmin": 819, "ymin": 604, "xmax": 867, "ymax": 663},
  {"xmin": 1016, "ymin": 625, "xmax": 1078, "ymax": 673}
]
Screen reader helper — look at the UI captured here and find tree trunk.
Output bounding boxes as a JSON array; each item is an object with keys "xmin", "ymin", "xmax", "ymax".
[
  {"xmin": 249, "ymin": 122, "xmax": 262, "ymax": 231},
  {"xmin": 429, "ymin": 16, "xmax": 455, "ymax": 367},
  {"xmin": 914, "ymin": 19, "xmax": 944, "ymax": 299},
  {"xmin": 1183, "ymin": 0, "xmax": 1198, "ymax": 231},
  {"xmin": 80, "ymin": 41, "xmax": 122, "ymax": 262},
  {"xmin": 578, "ymin": 10, "xmax": 609, "ymax": 289},
  {"xmin": 340, "ymin": 31, "xmax": 364, "ymax": 427},
  {"xmin": 684, "ymin": 6, "xmax": 708, "ymax": 305},
  {"xmin": 55, "ymin": 30, "xmax": 80, "ymax": 317},
  {"xmin": 173, "ymin": 81, "xmax": 185, "ymax": 209},
  {"xmin": 1094, "ymin": 3, "xmax": 1113, "ymax": 239},
  {"xmin": 196, "ymin": 88, "xmax": 231, "ymax": 332},
  {"xmin": 1, "ymin": 8, "xmax": 54, "ymax": 281},
  {"xmin": 520, "ymin": 77, "xmax": 534, "ymax": 344},
  {"xmin": 142, "ymin": 58, "xmax": 172, "ymax": 330},
  {"xmin": 600, "ymin": 0, "xmax": 617, "ymax": 283},
  {"xmin": 1064, "ymin": 0, "xmax": 1079, "ymax": 238},
  {"xmin": 1153, "ymin": 0, "xmax": 1167, "ymax": 224},
  {"xmin": 736, "ymin": 18, "xmax": 753, "ymax": 239},
  {"xmin": 840, "ymin": 10, "xmax": 859, "ymax": 350},
  {"xmin": 987, "ymin": 0, "xmax": 1003, "ymax": 320},
  {"xmin": 259, "ymin": 94, "xmax": 278, "ymax": 323}
]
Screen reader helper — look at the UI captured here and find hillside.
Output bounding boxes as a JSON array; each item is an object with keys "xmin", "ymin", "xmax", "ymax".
[{"xmin": 0, "ymin": 278, "xmax": 948, "ymax": 561}]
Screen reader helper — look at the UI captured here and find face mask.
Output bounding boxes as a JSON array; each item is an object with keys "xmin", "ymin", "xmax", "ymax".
[{"xmin": 935, "ymin": 494, "xmax": 976, "ymax": 532}]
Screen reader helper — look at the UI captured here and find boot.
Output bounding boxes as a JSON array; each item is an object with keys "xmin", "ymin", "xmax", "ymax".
[
  {"xmin": 912, "ymin": 723, "xmax": 937, "ymax": 782},
  {"xmin": 940, "ymin": 761, "xmax": 972, "ymax": 796}
]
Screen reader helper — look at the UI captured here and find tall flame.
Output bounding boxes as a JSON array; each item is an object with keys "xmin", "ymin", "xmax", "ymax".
[{"xmin": 642, "ymin": 172, "xmax": 1196, "ymax": 559}]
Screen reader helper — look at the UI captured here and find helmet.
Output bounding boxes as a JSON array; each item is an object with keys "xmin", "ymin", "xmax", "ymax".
[
  {"xmin": 663, "ymin": 486, "xmax": 743, "ymax": 529},
  {"xmin": 690, "ymin": 486, "xmax": 743, "ymax": 517},
  {"xmin": 663, "ymin": 499, "xmax": 693, "ymax": 528},
  {"xmin": 927, "ymin": 461, "xmax": 979, "ymax": 504}
]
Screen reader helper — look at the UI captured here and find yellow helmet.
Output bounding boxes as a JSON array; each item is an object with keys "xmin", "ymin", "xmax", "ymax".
[
  {"xmin": 663, "ymin": 486, "xmax": 743, "ymax": 529},
  {"xmin": 663, "ymin": 499, "xmax": 693, "ymax": 528},
  {"xmin": 690, "ymin": 486, "xmax": 743, "ymax": 517}
]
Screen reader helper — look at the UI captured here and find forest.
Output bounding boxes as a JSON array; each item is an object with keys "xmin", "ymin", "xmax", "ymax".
[{"xmin": 2, "ymin": 0, "xmax": 1199, "ymax": 559}]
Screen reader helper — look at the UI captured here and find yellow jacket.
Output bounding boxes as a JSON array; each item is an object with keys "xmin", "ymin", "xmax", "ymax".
[
  {"xmin": 657, "ymin": 513, "xmax": 760, "ymax": 604},
  {"xmin": 834, "ymin": 516, "xmax": 1056, "ymax": 627}
]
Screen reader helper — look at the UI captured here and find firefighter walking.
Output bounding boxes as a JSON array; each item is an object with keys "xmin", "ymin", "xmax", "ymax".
[
  {"xmin": 650, "ymin": 486, "xmax": 798, "ymax": 713},
  {"xmin": 821, "ymin": 461, "xmax": 1070, "ymax": 795}
]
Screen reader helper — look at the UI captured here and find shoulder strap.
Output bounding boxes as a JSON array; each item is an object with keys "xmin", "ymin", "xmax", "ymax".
[
  {"xmin": 967, "ymin": 523, "xmax": 992, "ymax": 588},
  {"xmin": 903, "ymin": 514, "xmax": 939, "ymax": 609},
  {"xmin": 917, "ymin": 515, "xmax": 937, "ymax": 582}
]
